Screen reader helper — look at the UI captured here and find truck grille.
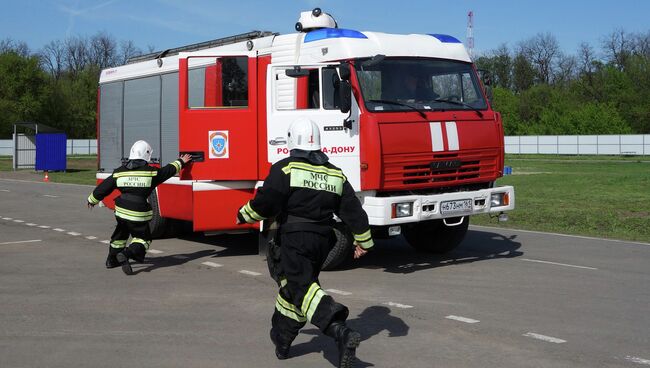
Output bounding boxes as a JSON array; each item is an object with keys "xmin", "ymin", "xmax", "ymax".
[{"xmin": 382, "ymin": 149, "xmax": 499, "ymax": 190}]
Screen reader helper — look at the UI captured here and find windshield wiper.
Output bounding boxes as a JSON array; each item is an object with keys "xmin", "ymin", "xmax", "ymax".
[
  {"xmin": 434, "ymin": 98, "xmax": 483, "ymax": 117},
  {"xmin": 367, "ymin": 99, "xmax": 428, "ymax": 119}
]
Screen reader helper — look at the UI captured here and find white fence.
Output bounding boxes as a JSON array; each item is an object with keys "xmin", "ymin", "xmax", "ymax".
[
  {"xmin": 506, "ymin": 135, "xmax": 650, "ymax": 155},
  {"xmin": 3, "ymin": 136, "xmax": 650, "ymax": 156},
  {"xmin": 0, "ymin": 139, "xmax": 97, "ymax": 156}
]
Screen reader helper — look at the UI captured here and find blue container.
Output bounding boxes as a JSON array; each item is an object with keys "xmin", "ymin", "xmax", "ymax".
[
  {"xmin": 35, "ymin": 133, "xmax": 67, "ymax": 171},
  {"xmin": 504, "ymin": 166, "xmax": 512, "ymax": 175}
]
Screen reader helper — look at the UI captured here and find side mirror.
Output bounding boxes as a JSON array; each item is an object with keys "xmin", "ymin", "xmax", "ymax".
[
  {"xmin": 338, "ymin": 62, "xmax": 351, "ymax": 81},
  {"xmin": 477, "ymin": 68, "xmax": 492, "ymax": 87},
  {"xmin": 285, "ymin": 66, "xmax": 310, "ymax": 78},
  {"xmin": 339, "ymin": 80, "xmax": 351, "ymax": 114}
]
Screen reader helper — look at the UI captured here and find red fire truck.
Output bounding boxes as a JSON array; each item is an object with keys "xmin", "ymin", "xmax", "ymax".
[{"xmin": 96, "ymin": 9, "xmax": 514, "ymax": 269}]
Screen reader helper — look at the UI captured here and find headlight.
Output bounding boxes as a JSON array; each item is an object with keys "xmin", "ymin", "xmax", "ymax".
[
  {"xmin": 490, "ymin": 193, "xmax": 510, "ymax": 207},
  {"xmin": 392, "ymin": 202, "xmax": 413, "ymax": 218}
]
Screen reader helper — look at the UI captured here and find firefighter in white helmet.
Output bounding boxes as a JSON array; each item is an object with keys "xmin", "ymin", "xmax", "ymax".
[
  {"xmin": 87, "ymin": 140, "xmax": 192, "ymax": 275},
  {"xmin": 236, "ymin": 118, "xmax": 373, "ymax": 367}
]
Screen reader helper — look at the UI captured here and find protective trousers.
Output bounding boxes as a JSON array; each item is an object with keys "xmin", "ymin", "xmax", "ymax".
[
  {"xmin": 272, "ymin": 230, "xmax": 349, "ymax": 347},
  {"xmin": 108, "ymin": 217, "xmax": 152, "ymax": 263}
]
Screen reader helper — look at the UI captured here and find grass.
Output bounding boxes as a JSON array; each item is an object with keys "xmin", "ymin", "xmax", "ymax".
[
  {"xmin": 2, "ymin": 154, "xmax": 649, "ymax": 243},
  {"xmin": 0, "ymin": 155, "xmax": 98, "ymax": 185},
  {"xmin": 471, "ymin": 154, "xmax": 650, "ymax": 243}
]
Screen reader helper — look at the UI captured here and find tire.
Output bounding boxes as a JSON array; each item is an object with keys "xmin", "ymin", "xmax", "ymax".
[
  {"xmin": 148, "ymin": 190, "xmax": 170, "ymax": 239},
  {"xmin": 403, "ymin": 217, "xmax": 469, "ymax": 253},
  {"xmin": 322, "ymin": 223, "xmax": 354, "ymax": 271}
]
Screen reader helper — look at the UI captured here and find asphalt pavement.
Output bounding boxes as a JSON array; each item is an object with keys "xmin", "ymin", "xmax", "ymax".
[{"xmin": 0, "ymin": 178, "xmax": 648, "ymax": 368}]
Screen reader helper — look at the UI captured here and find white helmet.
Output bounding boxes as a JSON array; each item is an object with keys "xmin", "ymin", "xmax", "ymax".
[
  {"xmin": 128, "ymin": 140, "xmax": 153, "ymax": 162},
  {"xmin": 287, "ymin": 118, "xmax": 321, "ymax": 151}
]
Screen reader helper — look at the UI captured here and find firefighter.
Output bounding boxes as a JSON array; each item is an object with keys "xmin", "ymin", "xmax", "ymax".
[
  {"xmin": 87, "ymin": 140, "xmax": 192, "ymax": 275},
  {"xmin": 236, "ymin": 118, "xmax": 374, "ymax": 368}
]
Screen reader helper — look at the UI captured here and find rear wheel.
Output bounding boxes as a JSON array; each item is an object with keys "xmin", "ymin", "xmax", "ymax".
[
  {"xmin": 403, "ymin": 217, "xmax": 469, "ymax": 253},
  {"xmin": 322, "ymin": 223, "xmax": 354, "ymax": 271}
]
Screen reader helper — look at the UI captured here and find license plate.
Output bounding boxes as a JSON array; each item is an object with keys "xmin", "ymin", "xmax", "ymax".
[{"xmin": 440, "ymin": 199, "xmax": 472, "ymax": 214}]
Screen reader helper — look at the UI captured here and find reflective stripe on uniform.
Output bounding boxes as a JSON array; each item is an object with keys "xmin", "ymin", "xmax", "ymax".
[
  {"xmin": 113, "ymin": 171, "xmax": 157, "ymax": 178},
  {"xmin": 170, "ymin": 160, "xmax": 182, "ymax": 174},
  {"xmin": 357, "ymin": 238, "xmax": 374, "ymax": 249},
  {"xmin": 281, "ymin": 162, "xmax": 346, "ymax": 180},
  {"xmin": 88, "ymin": 193, "xmax": 100, "ymax": 205},
  {"xmin": 354, "ymin": 229, "xmax": 374, "ymax": 249},
  {"xmin": 301, "ymin": 283, "xmax": 327, "ymax": 322},
  {"xmin": 116, "ymin": 176, "xmax": 152, "ymax": 188},
  {"xmin": 244, "ymin": 202, "xmax": 264, "ymax": 221},
  {"xmin": 276, "ymin": 294, "xmax": 306, "ymax": 322},
  {"xmin": 353, "ymin": 230, "xmax": 371, "ymax": 242},
  {"xmin": 289, "ymin": 167, "xmax": 344, "ymax": 195},
  {"xmin": 238, "ymin": 206, "xmax": 255, "ymax": 224},
  {"xmin": 110, "ymin": 239, "xmax": 127, "ymax": 249},
  {"xmin": 131, "ymin": 237, "xmax": 151, "ymax": 250},
  {"xmin": 115, "ymin": 206, "xmax": 153, "ymax": 222}
]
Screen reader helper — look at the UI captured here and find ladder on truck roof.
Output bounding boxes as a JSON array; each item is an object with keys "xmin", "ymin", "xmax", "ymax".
[{"xmin": 126, "ymin": 30, "xmax": 277, "ymax": 64}]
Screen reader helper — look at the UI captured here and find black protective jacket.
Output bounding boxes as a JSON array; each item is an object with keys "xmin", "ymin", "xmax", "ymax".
[
  {"xmin": 238, "ymin": 151, "xmax": 373, "ymax": 249},
  {"xmin": 87, "ymin": 159, "xmax": 184, "ymax": 222}
]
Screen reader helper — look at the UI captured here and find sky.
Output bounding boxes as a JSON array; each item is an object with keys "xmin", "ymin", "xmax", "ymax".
[{"xmin": 1, "ymin": 0, "xmax": 649, "ymax": 57}]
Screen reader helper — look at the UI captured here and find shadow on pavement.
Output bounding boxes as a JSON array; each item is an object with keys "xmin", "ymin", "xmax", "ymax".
[
  {"xmin": 345, "ymin": 229, "xmax": 523, "ymax": 274},
  {"xmin": 132, "ymin": 249, "xmax": 216, "ymax": 274},
  {"xmin": 290, "ymin": 305, "xmax": 409, "ymax": 367}
]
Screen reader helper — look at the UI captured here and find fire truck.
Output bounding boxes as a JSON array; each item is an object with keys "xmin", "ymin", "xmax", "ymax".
[{"xmin": 96, "ymin": 9, "xmax": 515, "ymax": 269}]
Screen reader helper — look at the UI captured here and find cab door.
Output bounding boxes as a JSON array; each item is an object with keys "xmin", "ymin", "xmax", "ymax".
[
  {"xmin": 266, "ymin": 64, "xmax": 362, "ymax": 188},
  {"xmin": 179, "ymin": 52, "xmax": 257, "ymax": 180}
]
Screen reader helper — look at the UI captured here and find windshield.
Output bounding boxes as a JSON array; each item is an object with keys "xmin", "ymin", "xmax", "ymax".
[{"xmin": 355, "ymin": 57, "xmax": 488, "ymax": 113}]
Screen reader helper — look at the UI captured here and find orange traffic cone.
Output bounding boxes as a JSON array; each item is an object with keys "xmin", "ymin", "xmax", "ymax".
[{"xmin": 43, "ymin": 171, "xmax": 49, "ymax": 182}]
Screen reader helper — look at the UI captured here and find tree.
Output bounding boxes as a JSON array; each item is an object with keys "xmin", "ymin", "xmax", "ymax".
[
  {"xmin": 0, "ymin": 52, "xmax": 49, "ymax": 138},
  {"xmin": 519, "ymin": 33, "xmax": 560, "ymax": 85},
  {"xmin": 512, "ymin": 52, "xmax": 535, "ymax": 92},
  {"xmin": 40, "ymin": 40, "xmax": 66, "ymax": 79}
]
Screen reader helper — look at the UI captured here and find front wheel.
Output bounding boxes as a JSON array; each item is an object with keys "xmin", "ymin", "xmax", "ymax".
[
  {"xmin": 322, "ymin": 223, "xmax": 354, "ymax": 271},
  {"xmin": 403, "ymin": 217, "xmax": 469, "ymax": 253},
  {"xmin": 148, "ymin": 190, "xmax": 170, "ymax": 239}
]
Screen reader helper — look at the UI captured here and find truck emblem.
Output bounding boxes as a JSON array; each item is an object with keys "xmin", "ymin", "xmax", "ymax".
[{"xmin": 209, "ymin": 130, "xmax": 229, "ymax": 159}]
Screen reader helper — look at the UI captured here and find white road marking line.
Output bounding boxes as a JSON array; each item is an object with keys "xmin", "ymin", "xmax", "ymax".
[
  {"xmin": 13, "ymin": 219, "xmax": 24, "ymax": 223},
  {"xmin": 326, "ymin": 289, "xmax": 352, "ymax": 296},
  {"xmin": 67, "ymin": 232, "xmax": 81, "ymax": 236},
  {"xmin": 445, "ymin": 315, "xmax": 480, "ymax": 324},
  {"xmin": 626, "ymin": 356, "xmax": 650, "ymax": 365},
  {"xmin": 201, "ymin": 261, "xmax": 223, "ymax": 268},
  {"xmin": 53, "ymin": 228, "xmax": 65, "ymax": 232},
  {"xmin": 100, "ymin": 240, "xmax": 110, "ymax": 244},
  {"xmin": 43, "ymin": 194, "xmax": 59, "ymax": 198},
  {"xmin": 3, "ymin": 217, "xmax": 13, "ymax": 220},
  {"xmin": 0, "ymin": 239, "xmax": 42, "ymax": 245},
  {"xmin": 25, "ymin": 223, "xmax": 37, "ymax": 226},
  {"xmin": 239, "ymin": 270, "xmax": 262, "ymax": 276},
  {"xmin": 471, "ymin": 224, "xmax": 650, "ymax": 246},
  {"xmin": 0, "ymin": 178, "xmax": 93, "ymax": 188},
  {"xmin": 172, "ymin": 255, "xmax": 190, "ymax": 260},
  {"xmin": 0, "ymin": 189, "xmax": 9, "ymax": 192},
  {"xmin": 38, "ymin": 225, "xmax": 51, "ymax": 229},
  {"xmin": 383, "ymin": 302, "xmax": 414, "ymax": 309},
  {"xmin": 147, "ymin": 249, "xmax": 163, "ymax": 254},
  {"xmin": 85, "ymin": 236, "xmax": 97, "ymax": 240},
  {"xmin": 522, "ymin": 258, "xmax": 598, "ymax": 270},
  {"xmin": 523, "ymin": 332, "xmax": 566, "ymax": 344}
]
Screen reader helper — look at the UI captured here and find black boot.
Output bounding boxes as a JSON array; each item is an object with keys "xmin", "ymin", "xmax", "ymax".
[
  {"xmin": 106, "ymin": 246, "xmax": 123, "ymax": 269},
  {"xmin": 325, "ymin": 321, "xmax": 361, "ymax": 368},
  {"xmin": 105, "ymin": 255, "xmax": 120, "ymax": 269},
  {"xmin": 116, "ymin": 251, "xmax": 133, "ymax": 275},
  {"xmin": 270, "ymin": 328, "xmax": 291, "ymax": 360}
]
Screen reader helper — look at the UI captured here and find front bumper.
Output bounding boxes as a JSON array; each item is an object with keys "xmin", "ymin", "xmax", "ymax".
[{"xmin": 361, "ymin": 186, "xmax": 515, "ymax": 226}]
